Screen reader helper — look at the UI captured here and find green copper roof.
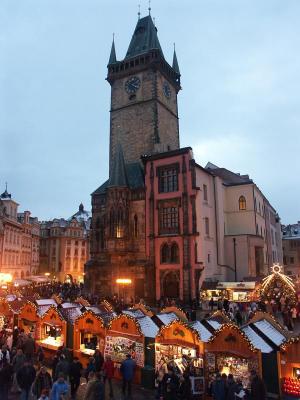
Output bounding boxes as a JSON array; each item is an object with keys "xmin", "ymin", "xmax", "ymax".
[
  {"xmin": 125, "ymin": 15, "xmax": 164, "ymax": 59},
  {"xmin": 172, "ymin": 48, "xmax": 180, "ymax": 75},
  {"xmin": 108, "ymin": 38, "xmax": 117, "ymax": 64}
]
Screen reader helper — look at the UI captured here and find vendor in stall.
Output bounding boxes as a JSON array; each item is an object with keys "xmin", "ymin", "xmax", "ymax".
[
  {"xmin": 36, "ymin": 305, "xmax": 66, "ymax": 355},
  {"xmin": 155, "ymin": 319, "xmax": 205, "ymax": 395}
]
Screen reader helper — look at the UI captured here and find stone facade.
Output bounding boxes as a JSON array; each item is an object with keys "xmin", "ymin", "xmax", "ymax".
[
  {"xmin": 86, "ymin": 14, "xmax": 282, "ymax": 303},
  {"xmin": 39, "ymin": 204, "xmax": 90, "ymax": 283},
  {"xmin": 0, "ymin": 188, "xmax": 40, "ymax": 278}
]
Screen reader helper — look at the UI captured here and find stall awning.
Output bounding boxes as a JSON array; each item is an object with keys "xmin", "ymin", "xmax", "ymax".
[
  {"xmin": 242, "ymin": 326, "xmax": 273, "ymax": 353},
  {"xmin": 253, "ymin": 319, "xmax": 286, "ymax": 347},
  {"xmin": 216, "ymin": 282, "xmax": 256, "ymax": 290}
]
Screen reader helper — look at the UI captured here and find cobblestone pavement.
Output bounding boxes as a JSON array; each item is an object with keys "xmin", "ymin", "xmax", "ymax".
[{"xmin": 8, "ymin": 379, "xmax": 156, "ymax": 400}]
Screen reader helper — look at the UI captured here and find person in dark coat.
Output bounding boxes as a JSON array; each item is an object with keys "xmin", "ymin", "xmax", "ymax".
[
  {"xmin": 69, "ymin": 357, "xmax": 83, "ymax": 398},
  {"xmin": 85, "ymin": 357, "xmax": 96, "ymax": 380},
  {"xmin": 250, "ymin": 370, "xmax": 266, "ymax": 400},
  {"xmin": 32, "ymin": 366, "xmax": 52, "ymax": 399},
  {"xmin": 0, "ymin": 362, "xmax": 13, "ymax": 400},
  {"xmin": 162, "ymin": 366, "xmax": 180, "ymax": 400},
  {"xmin": 120, "ymin": 354, "xmax": 136, "ymax": 399},
  {"xmin": 22, "ymin": 333, "xmax": 35, "ymax": 361},
  {"xmin": 103, "ymin": 355, "xmax": 114, "ymax": 399},
  {"xmin": 54, "ymin": 355, "xmax": 69, "ymax": 381},
  {"xmin": 226, "ymin": 374, "xmax": 237, "ymax": 400},
  {"xmin": 211, "ymin": 373, "xmax": 226, "ymax": 400},
  {"xmin": 178, "ymin": 373, "xmax": 192, "ymax": 400},
  {"xmin": 16, "ymin": 360, "xmax": 36, "ymax": 400},
  {"xmin": 94, "ymin": 350, "xmax": 104, "ymax": 372}
]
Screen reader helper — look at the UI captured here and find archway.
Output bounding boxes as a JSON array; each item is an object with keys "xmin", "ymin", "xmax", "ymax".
[{"xmin": 162, "ymin": 271, "xmax": 179, "ymax": 298}]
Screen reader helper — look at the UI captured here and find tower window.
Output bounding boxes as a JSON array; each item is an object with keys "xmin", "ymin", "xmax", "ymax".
[
  {"xmin": 159, "ymin": 206, "xmax": 179, "ymax": 234},
  {"xmin": 160, "ymin": 242, "xmax": 179, "ymax": 264},
  {"xmin": 170, "ymin": 243, "xmax": 179, "ymax": 263},
  {"xmin": 203, "ymin": 184, "xmax": 208, "ymax": 201},
  {"xmin": 158, "ymin": 164, "xmax": 179, "ymax": 193},
  {"xmin": 205, "ymin": 217, "xmax": 210, "ymax": 236},
  {"xmin": 133, "ymin": 215, "xmax": 138, "ymax": 238},
  {"xmin": 239, "ymin": 196, "xmax": 246, "ymax": 211},
  {"xmin": 161, "ymin": 243, "xmax": 169, "ymax": 263}
]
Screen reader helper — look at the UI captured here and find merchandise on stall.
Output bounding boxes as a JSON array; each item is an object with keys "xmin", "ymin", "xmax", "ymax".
[
  {"xmin": 204, "ymin": 324, "xmax": 262, "ymax": 391},
  {"xmin": 18, "ymin": 301, "xmax": 39, "ymax": 336},
  {"xmin": 280, "ymin": 336, "xmax": 300, "ymax": 398},
  {"xmin": 155, "ymin": 320, "xmax": 204, "ymax": 394}
]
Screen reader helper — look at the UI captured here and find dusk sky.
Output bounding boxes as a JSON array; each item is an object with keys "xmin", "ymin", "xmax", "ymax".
[{"xmin": 1, "ymin": 0, "xmax": 300, "ymax": 223}]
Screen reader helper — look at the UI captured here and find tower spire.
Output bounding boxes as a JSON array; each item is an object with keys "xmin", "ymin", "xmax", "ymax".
[
  {"xmin": 172, "ymin": 43, "xmax": 180, "ymax": 75},
  {"xmin": 108, "ymin": 33, "xmax": 117, "ymax": 65},
  {"xmin": 148, "ymin": 0, "xmax": 151, "ymax": 15},
  {"xmin": 138, "ymin": 4, "xmax": 141, "ymax": 20}
]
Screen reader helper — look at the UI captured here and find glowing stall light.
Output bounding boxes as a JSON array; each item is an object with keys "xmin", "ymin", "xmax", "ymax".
[
  {"xmin": 0, "ymin": 273, "xmax": 12, "ymax": 284},
  {"xmin": 116, "ymin": 278, "xmax": 132, "ymax": 285}
]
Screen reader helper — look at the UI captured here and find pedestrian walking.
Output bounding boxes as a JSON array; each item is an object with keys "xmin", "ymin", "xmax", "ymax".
[
  {"xmin": 16, "ymin": 359, "xmax": 36, "ymax": 400},
  {"xmin": 211, "ymin": 373, "xmax": 226, "ymax": 400},
  {"xmin": 50, "ymin": 372, "xmax": 70, "ymax": 400},
  {"xmin": 250, "ymin": 370, "xmax": 266, "ymax": 400},
  {"xmin": 162, "ymin": 366, "xmax": 179, "ymax": 400},
  {"xmin": 94, "ymin": 350, "xmax": 104, "ymax": 372},
  {"xmin": 69, "ymin": 357, "xmax": 83, "ymax": 398},
  {"xmin": 55, "ymin": 355, "xmax": 70, "ymax": 381},
  {"xmin": 0, "ymin": 361, "xmax": 13, "ymax": 400},
  {"xmin": 32, "ymin": 366, "xmax": 52, "ymax": 399},
  {"xmin": 120, "ymin": 354, "xmax": 136, "ymax": 400},
  {"xmin": 102, "ymin": 355, "xmax": 114, "ymax": 399},
  {"xmin": 83, "ymin": 372, "xmax": 104, "ymax": 400}
]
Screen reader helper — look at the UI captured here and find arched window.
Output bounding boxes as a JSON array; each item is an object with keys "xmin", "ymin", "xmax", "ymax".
[
  {"xmin": 170, "ymin": 242, "xmax": 179, "ymax": 263},
  {"xmin": 133, "ymin": 215, "xmax": 138, "ymax": 238},
  {"xmin": 161, "ymin": 243, "xmax": 169, "ymax": 263},
  {"xmin": 239, "ymin": 196, "xmax": 246, "ymax": 211}
]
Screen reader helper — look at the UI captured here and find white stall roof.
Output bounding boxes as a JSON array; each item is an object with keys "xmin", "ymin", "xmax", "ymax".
[
  {"xmin": 254, "ymin": 319, "xmax": 286, "ymax": 346},
  {"xmin": 36, "ymin": 298, "xmax": 56, "ymax": 306},
  {"xmin": 61, "ymin": 302, "xmax": 79, "ymax": 309},
  {"xmin": 37, "ymin": 304, "xmax": 52, "ymax": 317},
  {"xmin": 138, "ymin": 316, "xmax": 159, "ymax": 338},
  {"xmin": 191, "ymin": 321, "xmax": 213, "ymax": 342},
  {"xmin": 242, "ymin": 326, "xmax": 273, "ymax": 353},
  {"xmin": 157, "ymin": 312, "xmax": 178, "ymax": 325},
  {"xmin": 207, "ymin": 319, "xmax": 222, "ymax": 330},
  {"xmin": 123, "ymin": 309, "xmax": 145, "ymax": 318}
]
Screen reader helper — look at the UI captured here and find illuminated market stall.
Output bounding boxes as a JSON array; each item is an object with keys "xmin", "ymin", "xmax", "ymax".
[
  {"xmin": 36, "ymin": 305, "xmax": 66, "ymax": 355},
  {"xmin": 0, "ymin": 298, "xmax": 14, "ymax": 329},
  {"xmin": 279, "ymin": 336, "xmax": 300, "ymax": 399},
  {"xmin": 201, "ymin": 281, "xmax": 258, "ymax": 303},
  {"xmin": 73, "ymin": 310, "xmax": 105, "ymax": 366},
  {"xmin": 155, "ymin": 320, "xmax": 205, "ymax": 395},
  {"xmin": 105, "ymin": 313, "xmax": 158, "ymax": 384},
  {"xmin": 18, "ymin": 301, "xmax": 39, "ymax": 336},
  {"xmin": 204, "ymin": 324, "xmax": 262, "ymax": 391}
]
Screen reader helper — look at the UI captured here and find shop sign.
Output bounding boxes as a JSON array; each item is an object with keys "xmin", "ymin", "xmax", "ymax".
[
  {"xmin": 173, "ymin": 328, "xmax": 185, "ymax": 338},
  {"xmin": 190, "ymin": 376, "xmax": 205, "ymax": 395}
]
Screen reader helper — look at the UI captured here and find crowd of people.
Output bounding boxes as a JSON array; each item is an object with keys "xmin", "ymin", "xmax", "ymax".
[
  {"xmin": 210, "ymin": 370, "xmax": 266, "ymax": 400},
  {"xmin": 0, "ymin": 326, "xmax": 137, "ymax": 400},
  {"xmin": 207, "ymin": 296, "xmax": 300, "ymax": 331}
]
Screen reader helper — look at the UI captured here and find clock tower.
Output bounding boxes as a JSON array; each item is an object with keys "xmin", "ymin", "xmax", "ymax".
[{"xmin": 107, "ymin": 14, "xmax": 181, "ymax": 174}]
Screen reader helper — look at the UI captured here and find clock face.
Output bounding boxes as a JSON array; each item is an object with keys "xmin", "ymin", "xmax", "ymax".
[
  {"xmin": 125, "ymin": 76, "xmax": 141, "ymax": 94},
  {"xmin": 163, "ymin": 82, "xmax": 171, "ymax": 99}
]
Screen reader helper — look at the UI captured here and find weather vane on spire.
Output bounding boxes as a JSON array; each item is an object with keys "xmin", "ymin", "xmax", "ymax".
[
  {"xmin": 5, "ymin": 182, "xmax": 7, "ymax": 191},
  {"xmin": 138, "ymin": 4, "xmax": 141, "ymax": 19},
  {"xmin": 148, "ymin": 0, "xmax": 151, "ymax": 15}
]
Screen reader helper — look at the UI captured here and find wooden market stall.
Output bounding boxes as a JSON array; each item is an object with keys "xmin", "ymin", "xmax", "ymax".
[
  {"xmin": 105, "ymin": 313, "xmax": 158, "ymax": 384},
  {"xmin": 0, "ymin": 297, "xmax": 14, "ymax": 329},
  {"xmin": 155, "ymin": 319, "xmax": 205, "ymax": 396},
  {"xmin": 73, "ymin": 310, "xmax": 106, "ymax": 367},
  {"xmin": 204, "ymin": 324, "xmax": 262, "ymax": 394},
  {"xmin": 18, "ymin": 301, "xmax": 39, "ymax": 337},
  {"xmin": 160, "ymin": 306, "xmax": 188, "ymax": 322},
  {"xmin": 36, "ymin": 305, "xmax": 67, "ymax": 357},
  {"xmin": 279, "ymin": 336, "xmax": 300, "ymax": 399}
]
